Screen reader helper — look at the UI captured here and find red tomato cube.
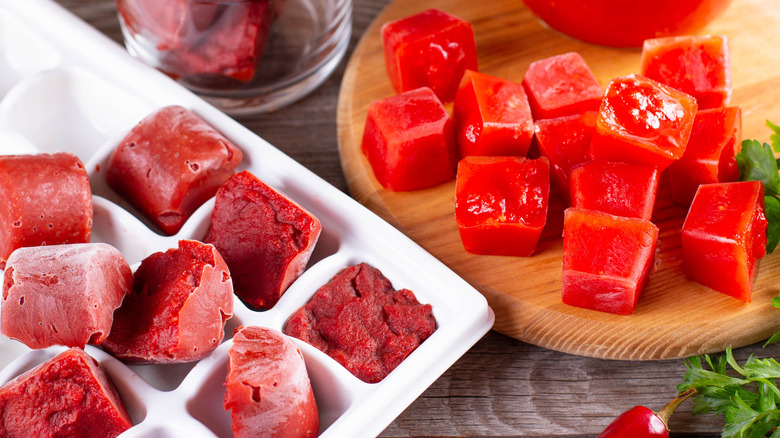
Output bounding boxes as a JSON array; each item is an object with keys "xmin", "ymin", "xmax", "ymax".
[
  {"xmin": 361, "ymin": 87, "xmax": 458, "ymax": 191},
  {"xmin": 667, "ymin": 106, "xmax": 741, "ymax": 206},
  {"xmin": 382, "ymin": 9, "xmax": 477, "ymax": 102},
  {"xmin": 569, "ymin": 160, "xmax": 660, "ymax": 221},
  {"xmin": 453, "ymin": 70, "xmax": 534, "ymax": 157},
  {"xmin": 681, "ymin": 181, "xmax": 767, "ymax": 302},
  {"xmin": 533, "ymin": 111, "xmax": 597, "ymax": 199},
  {"xmin": 562, "ymin": 208, "xmax": 659, "ymax": 315},
  {"xmin": 590, "ymin": 74, "xmax": 698, "ymax": 171},
  {"xmin": 521, "ymin": 52, "xmax": 602, "ymax": 120},
  {"xmin": 455, "ymin": 156, "xmax": 550, "ymax": 256},
  {"xmin": 640, "ymin": 35, "xmax": 731, "ymax": 110}
]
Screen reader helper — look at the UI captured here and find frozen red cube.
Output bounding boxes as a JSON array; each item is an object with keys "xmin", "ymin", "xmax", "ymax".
[
  {"xmin": 0, "ymin": 348, "xmax": 132, "ymax": 438},
  {"xmin": 106, "ymin": 105, "xmax": 243, "ymax": 236},
  {"xmin": 115, "ymin": 0, "xmax": 219, "ymax": 50},
  {"xmin": 225, "ymin": 326, "xmax": 319, "ymax": 438},
  {"xmin": 204, "ymin": 171, "xmax": 321, "ymax": 311},
  {"xmin": 382, "ymin": 8, "xmax": 477, "ymax": 102},
  {"xmin": 569, "ymin": 160, "xmax": 660, "ymax": 221},
  {"xmin": 361, "ymin": 87, "xmax": 458, "ymax": 191},
  {"xmin": 1, "ymin": 243, "xmax": 132, "ymax": 350},
  {"xmin": 0, "ymin": 152, "xmax": 92, "ymax": 269},
  {"xmin": 521, "ymin": 52, "xmax": 603, "ymax": 120},
  {"xmin": 102, "ymin": 240, "xmax": 233, "ymax": 364}
]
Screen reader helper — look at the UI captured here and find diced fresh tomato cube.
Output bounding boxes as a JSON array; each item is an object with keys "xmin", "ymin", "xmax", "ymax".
[
  {"xmin": 361, "ymin": 87, "xmax": 458, "ymax": 191},
  {"xmin": 569, "ymin": 160, "xmax": 659, "ymax": 221},
  {"xmin": 562, "ymin": 208, "xmax": 659, "ymax": 315},
  {"xmin": 382, "ymin": 9, "xmax": 478, "ymax": 102},
  {"xmin": 667, "ymin": 106, "xmax": 741, "ymax": 206},
  {"xmin": 590, "ymin": 74, "xmax": 698, "ymax": 171},
  {"xmin": 681, "ymin": 181, "xmax": 767, "ymax": 302},
  {"xmin": 640, "ymin": 35, "xmax": 731, "ymax": 110},
  {"xmin": 455, "ymin": 156, "xmax": 550, "ymax": 256},
  {"xmin": 521, "ymin": 52, "xmax": 603, "ymax": 120},
  {"xmin": 453, "ymin": 70, "xmax": 534, "ymax": 157}
]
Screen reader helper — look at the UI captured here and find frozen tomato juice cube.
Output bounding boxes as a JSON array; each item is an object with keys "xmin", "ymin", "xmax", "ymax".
[
  {"xmin": 102, "ymin": 240, "xmax": 233, "ymax": 364},
  {"xmin": 106, "ymin": 105, "xmax": 243, "ymax": 236},
  {"xmin": 361, "ymin": 87, "xmax": 458, "ymax": 191},
  {"xmin": 453, "ymin": 70, "xmax": 534, "ymax": 157},
  {"xmin": 0, "ymin": 152, "xmax": 92, "ymax": 269},
  {"xmin": 569, "ymin": 160, "xmax": 660, "ymax": 221},
  {"xmin": 1, "ymin": 243, "xmax": 132, "ymax": 350},
  {"xmin": 116, "ymin": 0, "xmax": 219, "ymax": 51},
  {"xmin": 667, "ymin": 106, "xmax": 741, "ymax": 206},
  {"xmin": 590, "ymin": 74, "xmax": 698, "ymax": 171},
  {"xmin": 455, "ymin": 156, "xmax": 550, "ymax": 256},
  {"xmin": 562, "ymin": 208, "xmax": 659, "ymax": 315},
  {"xmin": 382, "ymin": 8, "xmax": 477, "ymax": 102},
  {"xmin": 534, "ymin": 111, "xmax": 597, "ymax": 199},
  {"xmin": 521, "ymin": 52, "xmax": 603, "ymax": 120},
  {"xmin": 0, "ymin": 348, "xmax": 132, "ymax": 438},
  {"xmin": 640, "ymin": 35, "xmax": 731, "ymax": 110},
  {"xmin": 681, "ymin": 181, "xmax": 767, "ymax": 302},
  {"xmin": 225, "ymin": 326, "xmax": 319, "ymax": 438},
  {"xmin": 204, "ymin": 171, "xmax": 321, "ymax": 311}
]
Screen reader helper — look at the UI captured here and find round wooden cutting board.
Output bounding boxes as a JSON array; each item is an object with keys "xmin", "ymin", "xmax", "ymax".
[{"xmin": 336, "ymin": 0, "xmax": 780, "ymax": 360}]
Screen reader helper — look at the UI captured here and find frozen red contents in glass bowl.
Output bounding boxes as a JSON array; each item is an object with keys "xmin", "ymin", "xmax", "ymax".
[
  {"xmin": 0, "ymin": 152, "xmax": 92, "ymax": 269},
  {"xmin": 283, "ymin": 262, "xmax": 436, "ymax": 384},
  {"xmin": 204, "ymin": 170, "xmax": 321, "ymax": 311},
  {"xmin": 569, "ymin": 160, "xmax": 660, "ymax": 221},
  {"xmin": 0, "ymin": 348, "xmax": 132, "ymax": 437},
  {"xmin": 106, "ymin": 105, "xmax": 243, "ymax": 236},
  {"xmin": 225, "ymin": 326, "xmax": 319, "ymax": 438},
  {"xmin": 1, "ymin": 243, "xmax": 132, "ymax": 350},
  {"xmin": 102, "ymin": 240, "xmax": 233, "ymax": 364},
  {"xmin": 521, "ymin": 52, "xmax": 602, "ymax": 120}
]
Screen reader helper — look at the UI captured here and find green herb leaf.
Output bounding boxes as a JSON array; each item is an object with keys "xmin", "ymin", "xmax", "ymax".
[
  {"xmin": 737, "ymin": 139, "xmax": 780, "ymax": 196},
  {"xmin": 768, "ymin": 120, "xmax": 780, "ymax": 152},
  {"xmin": 765, "ymin": 195, "xmax": 780, "ymax": 254}
]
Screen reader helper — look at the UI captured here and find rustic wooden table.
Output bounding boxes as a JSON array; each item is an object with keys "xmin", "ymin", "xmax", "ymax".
[{"xmin": 57, "ymin": 0, "xmax": 780, "ymax": 436}]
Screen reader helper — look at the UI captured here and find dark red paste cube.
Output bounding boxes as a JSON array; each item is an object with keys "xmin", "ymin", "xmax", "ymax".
[
  {"xmin": 1, "ymin": 243, "xmax": 132, "ymax": 350},
  {"xmin": 453, "ymin": 70, "xmax": 534, "ymax": 157},
  {"xmin": 562, "ymin": 208, "xmax": 659, "ymax": 315},
  {"xmin": 361, "ymin": 87, "xmax": 458, "ymax": 191},
  {"xmin": 283, "ymin": 263, "xmax": 436, "ymax": 383},
  {"xmin": 0, "ymin": 152, "xmax": 92, "ymax": 269},
  {"xmin": 382, "ymin": 8, "xmax": 477, "ymax": 102},
  {"xmin": 106, "ymin": 105, "xmax": 243, "ymax": 235},
  {"xmin": 102, "ymin": 240, "xmax": 233, "ymax": 364},
  {"xmin": 569, "ymin": 160, "xmax": 660, "ymax": 221},
  {"xmin": 455, "ymin": 156, "xmax": 550, "ymax": 256},
  {"xmin": 640, "ymin": 35, "xmax": 732, "ymax": 110},
  {"xmin": 204, "ymin": 171, "xmax": 321, "ymax": 311},
  {"xmin": 0, "ymin": 348, "xmax": 132, "ymax": 438},
  {"xmin": 681, "ymin": 181, "xmax": 767, "ymax": 302},
  {"xmin": 521, "ymin": 52, "xmax": 603, "ymax": 120}
]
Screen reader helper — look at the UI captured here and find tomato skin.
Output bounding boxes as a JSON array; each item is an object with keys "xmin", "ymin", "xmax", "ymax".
[
  {"xmin": 522, "ymin": 0, "xmax": 732, "ymax": 48},
  {"xmin": 596, "ymin": 406, "xmax": 668, "ymax": 438}
]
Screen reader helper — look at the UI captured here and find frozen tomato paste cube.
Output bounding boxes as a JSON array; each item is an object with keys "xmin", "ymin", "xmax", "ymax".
[
  {"xmin": 106, "ymin": 105, "xmax": 243, "ymax": 235},
  {"xmin": 1, "ymin": 243, "xmax": 132, "ymax": 350},
  {"xmin": 361, "ymin": 87, "xmax": 458, "ymax": 191},
  {"xmin": 0, "ymin": 348, "xmax": 132, "ymax": 437},
  {"xmin": 382, "ymin": 8, "xmax": 477, "ymax": 102},
  {"xmin": 667, "ymin": 106, "xmax": 741, "ymax": 206},
  {"xmin": 534, "ymin": 111, "xmax": 597, "ymax": 199},
  {"xmin": 569, "ymin": 160, "xmax": 659, "ymax": 221},
  {"xmin": 453, "ymin": 70, "xmax": 534, "ymax": 157},
  {"xmin": 204, "ymin": 171, "xmax": 320, "ymax": 311},
  {"xmin": 116, "ymin": 0, "xmax": 219, "ymax": 51},
  {"xmin": 521, "ymin": 52, "xmax": 603, "ymax": 120},
  {"xmin": 284, "ymin": 263, "xmax": 436, "ymax": 384},
  {"xmin": 562, "ymin": 208, "xmax": 659, "ymax": 315},
  {"xmin": 0, "ymin": 152, "xmax": 92, "ymax": 269},
  {"xmin": 455, "ymin": 156, "xmax": 550, "ymax": 256},
  {"xmin": 640, "ymin": 35, "xmax": 731, "ymax": 110},
  {"xmin": 102, "ymin": 240, "xmax": 233, "ymax": 364},
  {"xmin": 225, "ymin": 326, "xmax": 319, "ymax": 438},
  {"xmin": 681, "ymin": 181, "xmax": 767, "ymax": 302},
  {"xmin": 590, "ymin": 74, "xmax": 698, "ymax": 171}
]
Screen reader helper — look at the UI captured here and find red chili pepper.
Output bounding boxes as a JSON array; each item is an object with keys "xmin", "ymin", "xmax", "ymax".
[{"xmin": 597, "ymin": 388, "xmax": 696, "ymax": 437}]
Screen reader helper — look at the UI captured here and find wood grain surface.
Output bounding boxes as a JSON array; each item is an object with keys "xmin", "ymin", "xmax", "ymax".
[{"xmin": 337, "ymin": 0, "xmax": 780, "ymax": 360}]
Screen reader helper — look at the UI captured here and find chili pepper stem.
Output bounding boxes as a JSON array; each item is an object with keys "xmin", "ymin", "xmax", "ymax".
[{"xmin": 655, "ymin": 387, "xmax": 697, "ymax": 427}]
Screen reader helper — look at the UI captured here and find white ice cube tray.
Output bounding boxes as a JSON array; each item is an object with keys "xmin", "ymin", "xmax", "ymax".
[{"xmin": 0, "ymin": 1, "xmax": 494, "ymax": 437}]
